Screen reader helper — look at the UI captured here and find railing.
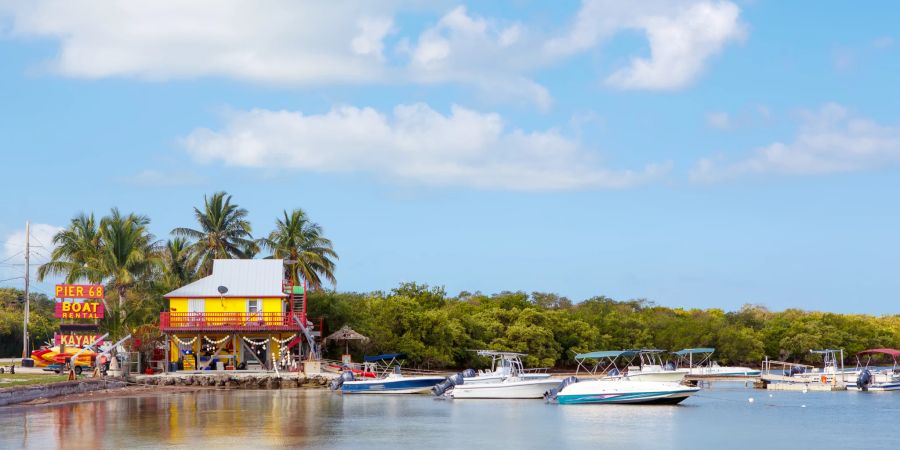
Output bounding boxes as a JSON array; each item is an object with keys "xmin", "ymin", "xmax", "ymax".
[{"xmin": 160, "ymin": 312, "xmax": 301, "ymax": 332}]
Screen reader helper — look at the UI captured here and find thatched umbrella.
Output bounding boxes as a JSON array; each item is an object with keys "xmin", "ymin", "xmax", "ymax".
[{"xmin": 325, "ymin": 325, "xmax": 369, "ymax": 354}]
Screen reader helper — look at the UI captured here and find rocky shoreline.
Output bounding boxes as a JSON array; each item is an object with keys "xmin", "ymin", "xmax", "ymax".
[{"xmin": 129, "ymin": 373, "xmax": 333, "ymax": 389}]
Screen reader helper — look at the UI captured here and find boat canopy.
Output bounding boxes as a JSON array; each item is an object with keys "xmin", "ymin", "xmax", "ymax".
[
  {"xmin": 857, "ymin": 348, "xmax": 900, "ymax": 358},
  {"xmin": 364, "ymin": 353, "xmax": 406, "ymax": 362},
  {"xmin": 473, "ymin": 350, "xmax": 526, "ymax": 357},
  {"xmin": 575, "ymin": 350, "xmax": 637, "ymax": 360},
  {"xmin": 674, "ymin": 348, "xmax": 715, "ymax": 356}
]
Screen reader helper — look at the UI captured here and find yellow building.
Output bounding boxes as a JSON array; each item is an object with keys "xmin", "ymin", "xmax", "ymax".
[{"xmin": 161, "ymin": 259, "xmax": 307, "ymax": 371}]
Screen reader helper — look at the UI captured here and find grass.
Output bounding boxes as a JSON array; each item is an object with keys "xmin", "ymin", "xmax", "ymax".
[{"xmin": 0, "ymin": 373, "xmax": 71, "ymax": 388}]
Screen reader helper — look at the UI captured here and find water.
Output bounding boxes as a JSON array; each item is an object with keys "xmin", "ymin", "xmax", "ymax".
[{"xmin": 0, "ymin": 383, "xmax": 898, "ymax": 449}]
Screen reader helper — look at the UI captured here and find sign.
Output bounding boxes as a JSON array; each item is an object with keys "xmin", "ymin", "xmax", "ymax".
[
  {"xmin": 55, "ymin": 284, "xmax": 104, "ymax": 299},
  {"xmin": 54, "ymin": 334, "xmax": 104, "ymax": 347},
  {"xmin": 183, "ymin": 355, "xmax": 196, "ymax": 371},
  {"xmin": 55, "ymin": 301, "xmax": 105, "ymax": 319}
]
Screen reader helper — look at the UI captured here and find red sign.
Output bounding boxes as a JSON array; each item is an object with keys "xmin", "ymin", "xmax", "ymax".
[
  {"xmin": 54, "ymin": 334, "xmax": 104, "ymax": 346},
  {"xmin": 55, "ymin": 284, "xmax": 104, "ymax": 299},
  {"xmin": 55, "ymin": 301, "xmax": 104, "ymax": 319}
]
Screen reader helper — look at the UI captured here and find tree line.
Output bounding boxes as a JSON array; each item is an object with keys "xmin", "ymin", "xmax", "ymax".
[{"xmin": 309, "ymin": 283, "xmax": 900, "ymax": 369}]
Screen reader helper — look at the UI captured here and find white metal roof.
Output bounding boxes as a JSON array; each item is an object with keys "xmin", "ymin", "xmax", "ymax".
[{"xmin": 164, "ymin": 259, "xmax": 287, "ymax": 298}]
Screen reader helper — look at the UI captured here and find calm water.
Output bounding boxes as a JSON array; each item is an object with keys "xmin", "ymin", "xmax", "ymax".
[{"xmin": 0, "ymin": 383, "xmax": 898, "ymax": 449}]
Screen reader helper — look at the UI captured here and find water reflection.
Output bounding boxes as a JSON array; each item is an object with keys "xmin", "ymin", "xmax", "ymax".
[{"xmin": 0, "ymin": 387, "xmax": 897, "ymax": 449}]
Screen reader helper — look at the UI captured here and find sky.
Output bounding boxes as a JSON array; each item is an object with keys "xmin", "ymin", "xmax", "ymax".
[{"xmin": 1, "ymin": 1, "xmax": 899, "ymax": 314}]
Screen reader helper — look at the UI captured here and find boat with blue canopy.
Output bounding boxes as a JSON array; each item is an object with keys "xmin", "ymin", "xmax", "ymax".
[
  {"xmin": 575, "ymin": 349, "xmax": 686, "ymax": 382},
  {"xmin": 329, "ymin": 353, "xmax": 445, "ymax": 394}
]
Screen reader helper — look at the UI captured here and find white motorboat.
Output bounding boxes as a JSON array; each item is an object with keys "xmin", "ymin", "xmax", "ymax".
[
  {"xmin": 463, "ymin": 350, "xmax": 551, "ymax": 384},
  {"xmin": 330, "ymin": 353, "xmax": 444, "ymax": 394},
  {"xmin": 450, "ymin": 377, "xmax": 562, "ymax": 399},
  {"xmin": 435, "ymin": 351, "xmax": 555, "ymax": 398},
  {"xmin": 574, "ymin": 350, "xmax": 686, "ymax": 383},
  {"xmin": 847, "ymin": 348, "xmax": 900, "ymax": 392},
  {"xmin": 547, "ymin": 377, "xmax": 700, "ymax": 405},
  {"xmin": 674, "ymin": 348, "xmax": 761, "ymax": 376}
]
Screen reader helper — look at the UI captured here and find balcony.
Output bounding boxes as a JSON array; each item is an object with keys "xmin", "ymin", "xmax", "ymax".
[{"xmin": 160, "ymin": 312, "xmax": 302, "ymax": 333}]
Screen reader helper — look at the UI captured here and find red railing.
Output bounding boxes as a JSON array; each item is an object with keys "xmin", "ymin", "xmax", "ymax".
[{"xmin": 160, "ymin": 312, "xmax": 302, "ymax": 332}]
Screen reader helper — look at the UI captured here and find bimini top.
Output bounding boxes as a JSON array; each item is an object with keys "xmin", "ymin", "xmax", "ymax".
[
  {"xmin": 575, "ymin": 350, "xmax": 637, "ymax": 360},
  {"xmin": 857, "ymin": 348, "xmax": 900, "ymax": 358},
  {"xmin": 364, "ymin": 353, "xmax": 406, "ymax": 362},
  {"xmin": 674, "ymin": 348, "xmax": 716, "ymax": 356}
]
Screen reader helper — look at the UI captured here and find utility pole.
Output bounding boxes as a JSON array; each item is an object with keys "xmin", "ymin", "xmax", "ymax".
[{"xmin": 21, "ymin": 220, "xmax": 30, "ymax": 364}]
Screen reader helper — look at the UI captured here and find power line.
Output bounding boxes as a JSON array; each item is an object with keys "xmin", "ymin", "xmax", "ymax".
[{"xmin": 0, "ymin": 251, "xmax": 24, "ymax": 265}]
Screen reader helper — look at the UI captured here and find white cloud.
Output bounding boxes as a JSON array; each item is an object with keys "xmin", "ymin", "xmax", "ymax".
[
  {"xmin": 691, "ymin": 103, "xmax": 900, "ymax": 182},
  {"xmin": 406, "ymin": 6, "xmax": 553, "ymax": 109},
  {"xmin": 1, "ymin": 1, "xmax": 748, "ymax": 105},
  {"xmin": 2, "ymin": 1, "xmax": 393, "ymax": 83},
  {"xmin": 546, "ymin": 0, "xmax": 746, "ymax": 90},
  {"xmin": 182, "ymin": 103, "xmax": 670, "ymax": 191}
]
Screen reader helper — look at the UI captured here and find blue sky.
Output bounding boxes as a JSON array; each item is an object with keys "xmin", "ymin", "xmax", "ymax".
[{"xmin": 1, "ymin": 1, "xmax": 899, "ymax": 314}]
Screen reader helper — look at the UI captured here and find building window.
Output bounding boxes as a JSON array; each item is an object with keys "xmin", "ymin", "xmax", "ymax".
[{"xmin": 247, "ymin": 299, "xmax": 261, "ymax": 322}]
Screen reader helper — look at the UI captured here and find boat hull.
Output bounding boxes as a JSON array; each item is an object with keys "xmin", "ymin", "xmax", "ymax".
[
  {"xmin": 450, "ymin": 379, "xmax": 561, "ymax": 399},
  {"xmin": 341, "ymin": 376, "xmax": 445, "ymax": 394},
  {"xmin": 556, "ymin": 380, "xmax": 700, "ymax": 405},
  {"xmin": 688, "ymin": 367, "xmax": 760, "ymax": 377}
]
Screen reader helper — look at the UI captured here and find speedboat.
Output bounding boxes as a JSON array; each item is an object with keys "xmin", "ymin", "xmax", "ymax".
[
  {"xmin": 460, "ymin": 350, "xmax": 550, "ymax": 384},
  {"xmin": 546, "ymin": 376, "xmax": 700, "ymax": 405},
  {"xmin": 329, "ymin": 353, "xmax": 444, "ymax": 394},
  {"xmin": 574, "ymin": 350, "xmax": 686, "ymax": 383},
  {"xmin": 437, "ymin": 352, "xmax": 559, "ymax": 399},
  {"xmin": 847, "ymin": 348, "xmax": 900, "ymax": 392},
  {"xmin": 674, "ymin": 348, "xmax": 760, "ymax": 376}
]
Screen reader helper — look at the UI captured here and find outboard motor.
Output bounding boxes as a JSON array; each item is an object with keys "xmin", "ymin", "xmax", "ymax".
[
  {"xmin": 461, "ymin": 368, "xmax": 476, "ymax": 378},
  {"xmin": 329, "ymin": 370, "xmax": 355, "ymax": 391},
  {"xmin": 432, "ymin": 372, "xmax": 466, "ymax": 396},
  {"xmin": 857, "ymin": 369, "xmax": 872, "ymax": 392},
  {"xmin": 544, "ymin": 376, "xmax": 579, "ymax": 402}
]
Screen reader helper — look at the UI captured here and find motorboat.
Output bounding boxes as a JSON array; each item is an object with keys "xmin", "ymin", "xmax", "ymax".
[
  {"xmin": 847, "ymin": 348, "xmax": 900, "ymax": 392},
  {"xmin": 329, "ymin": 353, "xmax": 444, "ymax": 394},
  {"xmin": 546, "ymin": 376, "xmax": 700, "ymax": 405},
  {"xmin": 574, "ymin": 350, "xmax": 686, "ymax": 383},
  {"xmin": 439, "ymin": 352, "xmax": 559, "ymax": 399},
  {"xmin": 761, "ymin": 349, "xmax": 853, "ymax": 390},
  {"xmin": 674, "ymin": 348, "xmax": 760, "ymax": 376},
  {"xmin": 462, "ymin": 350, "xmax": 550, "ymax": 384}
]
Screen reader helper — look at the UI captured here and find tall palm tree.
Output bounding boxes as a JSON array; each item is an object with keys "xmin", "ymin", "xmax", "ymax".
[
  {"xmin": 171, "ymin": 191, "xmax": 253, "ymax": 276},
  {"xmin": 38, "ymin": 213, "xmax": 104, "ymax": 286},
  {"xmin": 258, "ymin": 209, "xmax": 338, "ymax": 289},
  {"xmin": 96, "ymin": 208, "xmax": 159, "ymax": 324}
]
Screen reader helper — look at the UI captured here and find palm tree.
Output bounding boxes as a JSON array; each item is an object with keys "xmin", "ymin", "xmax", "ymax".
[
  {"xmin": 96, "ymin": 208, "xmax": 159, "ymax": 325},
  {"xmin": 158, "ymin": 238, "xmax": 195, "ymax": 291},
  {"xmin": 172, "ymin": 191, "xmax": 253, "ymax": 276},
  {"xmin": 258, "ymin": 209, "xmax": 338, "ymax": 289},
  {"xmin": 38, "ymin": 213, "xmax": 104, "ymax": 286}
]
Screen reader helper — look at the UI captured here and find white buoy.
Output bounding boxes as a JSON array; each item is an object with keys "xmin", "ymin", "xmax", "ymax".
[
  {"xmin": 802, "ymin": 388, "xmax": 808, "ymax": 394},
  {"xmin": 801, "ymin": 405, "xmax": 806, "ymax": 408},
  {"xmin": 748, "ymin": 397, "xmax": 754, "ymax": 403},
  {"xmin": 769, "ymin": 394, "xmax": 773, "ymax": 398}
]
